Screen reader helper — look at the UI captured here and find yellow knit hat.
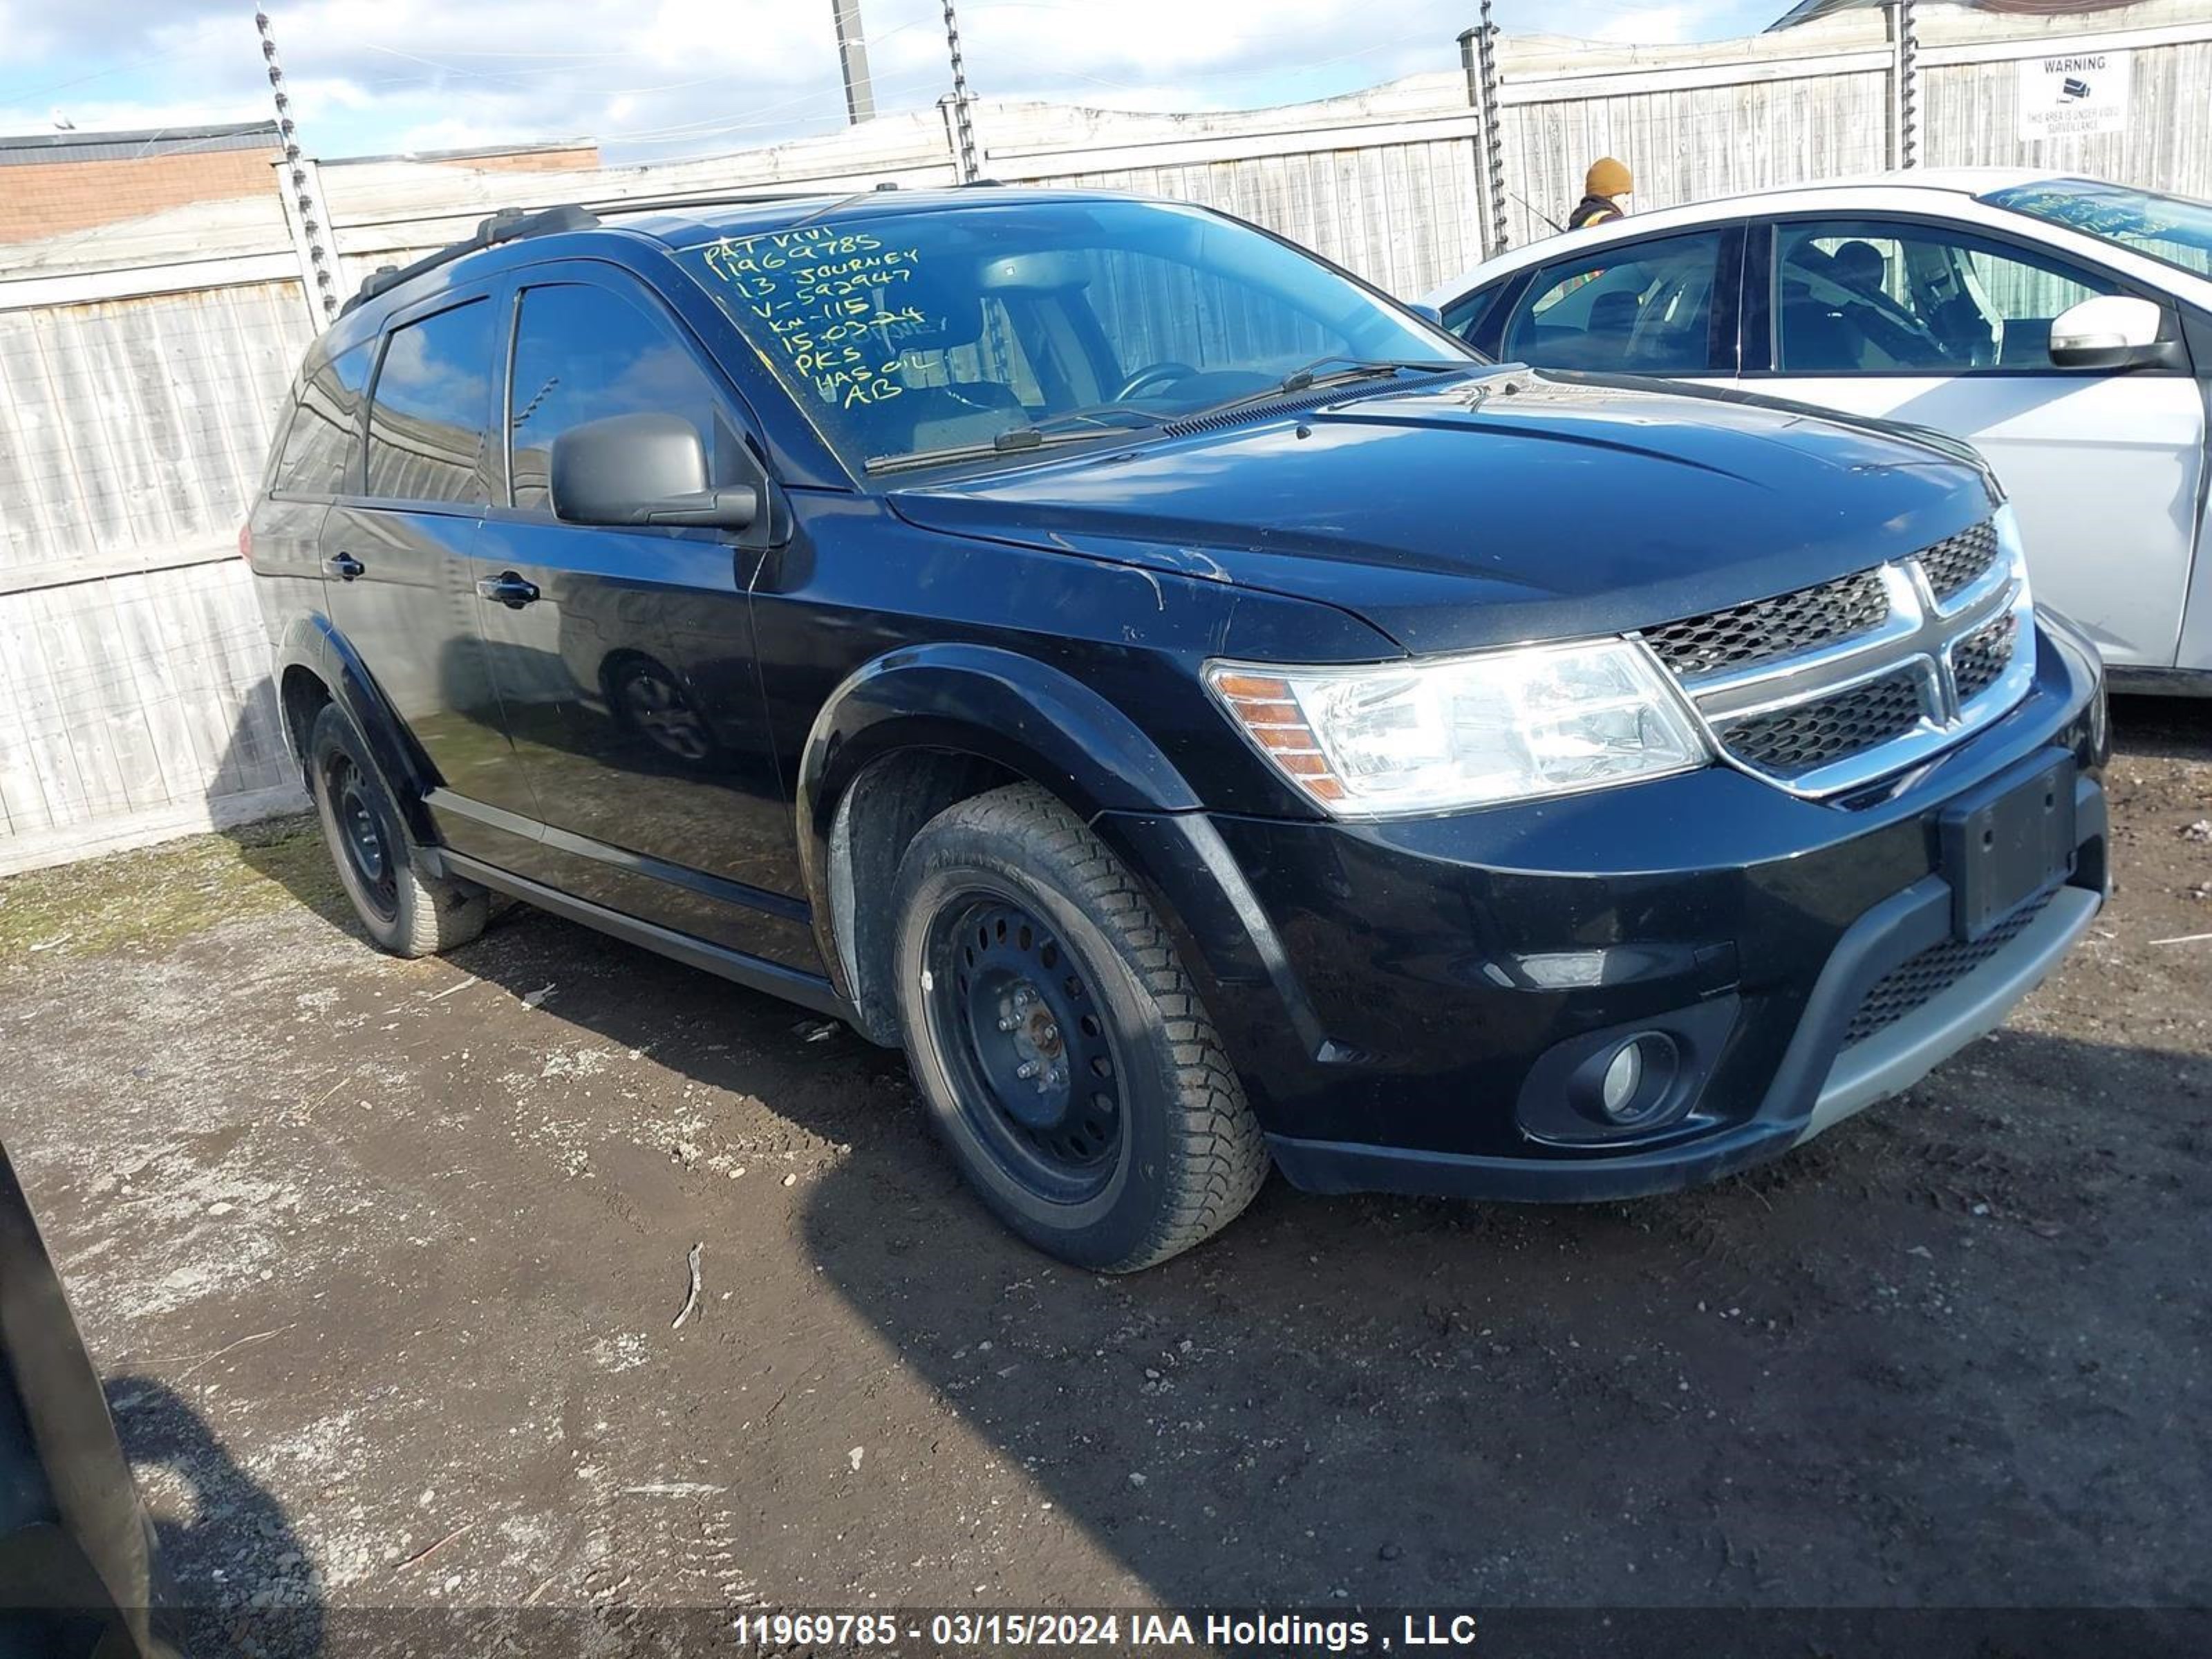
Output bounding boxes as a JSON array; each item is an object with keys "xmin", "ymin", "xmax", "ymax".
[{"xmin": 1586, "ymin": 157, "xmax": 1633, "ymax": 198}]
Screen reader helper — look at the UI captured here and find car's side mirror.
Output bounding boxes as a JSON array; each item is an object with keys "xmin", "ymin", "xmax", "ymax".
[
  {"xmin": 1407, "ymin": 301, "xmax": 1446, "ymax": 326},
  {"xmin": 550, "ymin": 412, "xmax": 758, "ymax": 531},
  {"xmin": 2047, "ymin": 294, "xmax": 2173, "ymax": 371}
]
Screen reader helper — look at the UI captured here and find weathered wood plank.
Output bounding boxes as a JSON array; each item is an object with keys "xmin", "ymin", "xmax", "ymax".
[{"xmin": 0, "ymin": 282, "xmax": 307, "ymax": 572}]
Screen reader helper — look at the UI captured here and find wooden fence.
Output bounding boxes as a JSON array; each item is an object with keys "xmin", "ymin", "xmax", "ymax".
[{"xmin": 3, "ymin": 0, "xmax": 2209, "ymax": 872}]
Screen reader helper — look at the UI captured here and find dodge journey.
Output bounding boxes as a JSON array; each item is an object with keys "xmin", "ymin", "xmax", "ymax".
[{"xmin": 247, "ymin": 189, "xmax": 2108, "ymax": 1268}]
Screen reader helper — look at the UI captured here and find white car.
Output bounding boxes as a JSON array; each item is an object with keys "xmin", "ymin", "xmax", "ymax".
[{"xmin": 1423, "ymin": 171, "xmax": 2212, "ymax": 691}]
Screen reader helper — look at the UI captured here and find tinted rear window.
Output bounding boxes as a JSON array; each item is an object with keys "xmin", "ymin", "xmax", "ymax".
[
  {"xmin": 366, "ymin": 300, "xmax": 494, "ymax": 505},
  {"xmin": 272, "ymin": 344, "xmax": 371, "ymax": 497}
]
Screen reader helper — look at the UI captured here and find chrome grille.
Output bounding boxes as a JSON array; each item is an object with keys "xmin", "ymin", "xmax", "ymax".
[
  {"xmin": 1842, "ymin": 890, "xmax": 2055, "ymax": 1048},
  {"xmin": 1724, "ymin": 668, "xmax": 1928, "ymax": 779},
  {"xmin": 1645, "ymin": 516, "xmax": 2032, "ymax": 798},
  {"xmin": 1951, "ymin": 611, "xmax": 2017, "ymax": 706},
  {"xmin": 1918, "ymin": 521, "xmax": 2001, "ymax": 602},
  {"xmin": 1642, "ymin": 569, "xmax": 1890, "ymax": 678}
]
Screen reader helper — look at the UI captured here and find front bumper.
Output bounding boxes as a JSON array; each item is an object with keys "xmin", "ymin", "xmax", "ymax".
[{"xmin": 1099, "ymin": 615, "xmax": 2108, "ymax": 1202}]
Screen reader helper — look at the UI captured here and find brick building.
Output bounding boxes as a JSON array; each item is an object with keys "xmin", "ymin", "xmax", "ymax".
[{"xmin": 0, "ymin": 120, "xmax": 599, "ymax": 244}]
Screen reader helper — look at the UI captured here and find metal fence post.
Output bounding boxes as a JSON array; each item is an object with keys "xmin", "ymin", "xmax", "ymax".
[
  {"xmin": 940, "ymin": 0, "xmax": 981, "ymax": 182},
  {"xmin": 1458, "ymin": 0, "xmax": 1510, "ymax": 260},
  {"xmin": 271, "ymin": 153, "xmax": 339, "ymax": 328},
  {"xmin": 937, "ymin": 96, "xmax": 971, "ymax": 185},
  {"xmin": 1890, "ymin": 0, "xmax": 1920, "ymax": 170},
  {"xmin": 257, "ymin": 8, "xmax": 341, "ymax": 324}
]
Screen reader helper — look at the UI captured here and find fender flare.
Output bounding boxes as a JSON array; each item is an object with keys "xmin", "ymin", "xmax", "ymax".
[
  {"xmin": 275, "ymin": 614, "xmax": 443, "ymax": 845},
  {"xmin": 794, "ymin": 643, "xmax": 1203, "ymax": 1004}
]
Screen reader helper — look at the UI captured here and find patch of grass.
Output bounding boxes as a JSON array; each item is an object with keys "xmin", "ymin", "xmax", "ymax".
[{"xmin": 0, "ymin": 814, "xmax": 343, "ymax": 963}]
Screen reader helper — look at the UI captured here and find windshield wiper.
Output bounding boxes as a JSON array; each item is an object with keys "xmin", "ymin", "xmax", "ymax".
[
  {"xmin": 862, "ymin": 366, "xmax": 1461, "ymax": 476},
  {"xmin": 1173, "ymin": 356, "xmax": 1463, "ymax": 427},
  {"xmin": 1019, "ymin": 405, "xmax": 1165, "ymax": 438},
  {"xmin": 1282, "ymin": 353, "xmax": 1454, "ymax": 393},
  {"xmin": 864, "ymin": 424, "xmax": 1134, "ymax": 476}
]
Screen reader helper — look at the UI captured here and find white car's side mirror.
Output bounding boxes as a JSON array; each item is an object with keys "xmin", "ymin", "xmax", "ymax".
[{"xmin": 2048, "ymin": 294, "xmax": 2170, "ymax": 371}]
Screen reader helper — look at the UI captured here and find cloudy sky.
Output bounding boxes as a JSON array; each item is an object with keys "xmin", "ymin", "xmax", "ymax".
[{"xmin": 1, "ymin": 0, "xmax": 1782, "ymax": 162}]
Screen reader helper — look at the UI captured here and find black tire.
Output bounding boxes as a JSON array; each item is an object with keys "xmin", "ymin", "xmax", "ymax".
[
  {"xmin": 891, "ymin": 783, "xmax": 1268, "ymax": 1271},
  {"xmin": 306, "ymin": 702, "xmax": 487, "ymax": 958}
]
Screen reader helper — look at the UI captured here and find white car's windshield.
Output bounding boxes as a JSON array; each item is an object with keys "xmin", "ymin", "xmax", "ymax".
[
  {"xmin": 1983, "ymin": 178, "xmax": 2212, "ymax": 281},
  {"xmin": 679, "ymin": 198, "xmax": 1468, "ymax": 473}
]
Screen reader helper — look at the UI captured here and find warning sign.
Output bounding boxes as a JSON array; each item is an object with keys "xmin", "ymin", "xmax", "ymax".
[{"xmin": 2018, "ymin": 50, "xmax": 2131, "ymax": 142}]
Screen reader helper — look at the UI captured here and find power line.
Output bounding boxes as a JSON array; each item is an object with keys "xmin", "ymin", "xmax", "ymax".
[
  {"xmin": 0, "ymin": 15, "xmax": 236, "ymax": 111},
  {"xmin": 591, "ymin": 69, "xmax": 951, "ymax": 149},
  {"xmin": 332, "ymin": 21, "xmax": 946, "ymax": 153}
]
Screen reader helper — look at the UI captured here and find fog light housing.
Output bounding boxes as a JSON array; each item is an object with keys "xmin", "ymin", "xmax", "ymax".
[
  {"xmin": 1515, "ymin": 999, "xmax": 1735, "ymax": 1146},
  {"xmin": 1588, "ymin": 1033, "xmax": 1679, "ymax": 1128},
  {"xmin": 1600, "ymin": 1044, "xmax": 1642, "ymax": 1116}
]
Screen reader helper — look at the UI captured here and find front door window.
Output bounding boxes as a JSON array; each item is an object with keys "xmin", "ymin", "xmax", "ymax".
[
  {"xmin": 1501, "ymin": 231, "xmax": 1730, "ymax": 374},
  {"xmin": 1773, "ymin": 221, "xmax": 2115, "ymax": 374}
]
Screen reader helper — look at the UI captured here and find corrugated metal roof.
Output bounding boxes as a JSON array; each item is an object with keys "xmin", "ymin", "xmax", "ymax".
[{"xmin": 0, "ymin": 121, "xmax": 279, "ymax": 167}]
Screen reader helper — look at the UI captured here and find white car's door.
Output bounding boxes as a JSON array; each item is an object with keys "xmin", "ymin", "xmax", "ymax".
[{"xmin": 1747, "ymin": 217, "xmax": 2203, "ymax": 671}]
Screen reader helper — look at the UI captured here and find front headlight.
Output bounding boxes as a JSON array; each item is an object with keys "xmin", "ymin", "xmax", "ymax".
[{"xmin": 1206, "ymin": 638, "xmax": 1712, "ymax": 816}]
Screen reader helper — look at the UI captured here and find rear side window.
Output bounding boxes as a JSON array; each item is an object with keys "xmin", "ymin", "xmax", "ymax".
[
  {"xmin": 272, "ymin": 344, "xmax": 371, "ymax": 497},
  {"xmin": 506, "ymin": 283, "xmax": 731, "ymax": 512},
  {"xmin": 366, "ymin": 300, "xmax": 494, "ymax": 505},
  {"xmin": 1502, "ymin": 231, "xmax": 1730, "ymax": 375}
]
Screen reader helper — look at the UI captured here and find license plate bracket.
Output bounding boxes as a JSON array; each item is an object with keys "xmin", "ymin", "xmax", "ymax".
[{"xmin": 1940, "ymin": 750, "xmax": 2078, "ymax": 943}]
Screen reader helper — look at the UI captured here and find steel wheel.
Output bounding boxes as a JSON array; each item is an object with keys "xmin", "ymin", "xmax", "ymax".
[
  {"xmin": 922, "ymin": 892, "xmax": 1127, "ymax": 1204},
  {"xmin": 892, "ymin": 784, "xmax": 1270, "ymax": 1269},
  {"xmin": 326, "ymin": 751, "xmax": 398, "ymax": 925},
  {"xmin": 304, "ymin": 702, "xmax": 486, "ymax": 959}
]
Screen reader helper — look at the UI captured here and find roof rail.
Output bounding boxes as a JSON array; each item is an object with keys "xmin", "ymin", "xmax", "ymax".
[{"xmin": 338, "ymin": 203, "xmax": 600, "ymax": 318}]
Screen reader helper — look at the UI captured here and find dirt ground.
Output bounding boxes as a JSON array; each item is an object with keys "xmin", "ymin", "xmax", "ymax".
[{"xmin": 1, "ymin": 703, "xmax": 2208, "ymax": 1656}]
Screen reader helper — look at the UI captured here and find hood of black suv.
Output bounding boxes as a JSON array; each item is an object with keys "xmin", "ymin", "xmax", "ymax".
[{"xmin": 885, "ymin": 371, "xmax": 1998, "ymax": 655}]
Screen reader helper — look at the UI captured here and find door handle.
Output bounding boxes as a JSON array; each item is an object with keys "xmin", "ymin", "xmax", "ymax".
[
  {"xmin": 321, "ymin": 552, "xmax": 364, "ymax": 581},
  {"xmin": 475, "ymin": 572, "xmax": 541, "ymax": 609}
]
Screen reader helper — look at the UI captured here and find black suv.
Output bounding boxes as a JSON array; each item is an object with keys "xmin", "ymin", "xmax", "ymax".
[{"xmin": 248, "ymin": 189, "xmax": 2108, "ymax": 1270}]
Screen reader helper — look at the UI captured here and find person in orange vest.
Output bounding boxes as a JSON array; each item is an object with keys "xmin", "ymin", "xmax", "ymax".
[{"xmin": 1566, "ymin": 158, "xmax": 1632, "ymax": 231}]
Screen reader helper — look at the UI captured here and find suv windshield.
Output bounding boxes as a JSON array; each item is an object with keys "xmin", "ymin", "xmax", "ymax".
[
  {"xmin": 1983, "ymin": 178, "xmax": 2212, "ymax": 281},
  {"xmin": 677, "ymin": 198, "xmax": 1467, "ymax": 471}
]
